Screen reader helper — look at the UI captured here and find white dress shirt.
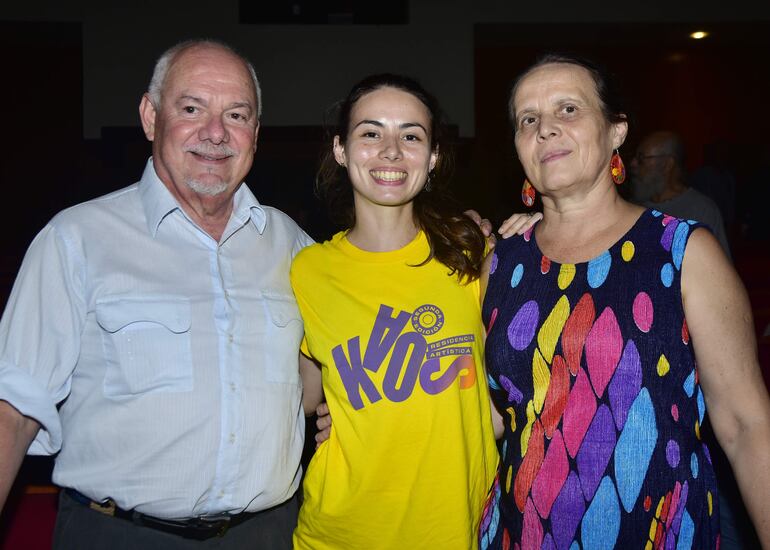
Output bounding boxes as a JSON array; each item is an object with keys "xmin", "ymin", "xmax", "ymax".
[{"xmin": 0, "ymin": 159, "xmax": 313, "ymax": 518}]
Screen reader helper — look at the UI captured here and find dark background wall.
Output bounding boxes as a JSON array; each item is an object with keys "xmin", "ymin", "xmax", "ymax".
[
  {"xmin": 1, "ymin": 1, "xmax": 770, "ymax": 546},
  {"xmin": 3, "ymin": 2, "xmax": 770, "ymax": 247},
  {"xmin": 473, "ymin": 21, "xmax": 770, "ymax": 224},
  {"xmin": 3, "ymin": 1, "xmax": 770, "ymax": 243}
]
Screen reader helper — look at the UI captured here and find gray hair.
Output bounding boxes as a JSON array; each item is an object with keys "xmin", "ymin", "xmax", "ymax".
[
  {"xmin": 653, "ymin": 131, "xmax": 686, "ymax": 170},
  {"xmin": 147, "ymin": 39, "xmax": 262, "ymax": 118}
]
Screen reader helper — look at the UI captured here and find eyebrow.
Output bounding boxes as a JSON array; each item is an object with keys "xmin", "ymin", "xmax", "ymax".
[
  {"xmin": 515, "ymin": 95, "xmax": 588, "ymax": 118},
  {"xmin": 228, "ymin": 101, "xmax": 254, "ymax": 113},
  {"xmin": 553, "ymin": 96, "xmax": 587, "ymax": 111},
  {"xmin": 177, "ymin": 95, "xmax": 205, "ymax": 106},
  {"xmin": 176, "ymin": 95, "xmax": 253, "ymax": 113},
  {"xmin": 353, "ymin": 119, "xmax": 429, "ymax": 133}
]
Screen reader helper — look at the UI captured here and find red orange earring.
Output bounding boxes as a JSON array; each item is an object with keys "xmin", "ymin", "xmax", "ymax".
[
  {"xmin": 610, "ymin": 149, "xmax": 626, "ymax": 184},
  {"xmin": 521, "ymin": 179, "xmax": 536, "ymax": 207}
]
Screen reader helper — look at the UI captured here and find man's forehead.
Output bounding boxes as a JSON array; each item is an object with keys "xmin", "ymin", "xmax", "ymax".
[
  {"xmin": 165, "ymin": 46, "xmax": 255, "ymax": 99},
  {"xmin": 170, "ymin": 50, "xmax": 245, "ymax": 80},
  {"xmin": 639, "ymin": 138, "xmax": 663, "ymax": 152}
]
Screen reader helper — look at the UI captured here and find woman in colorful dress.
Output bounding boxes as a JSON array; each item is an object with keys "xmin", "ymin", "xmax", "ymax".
[
  {"xmin": 290, "ymin": 74, "xmax": 500, "ymax": 549},
  {"xmin": 479, "ymin": 53, "xmax": 770, "ymax": 550}
]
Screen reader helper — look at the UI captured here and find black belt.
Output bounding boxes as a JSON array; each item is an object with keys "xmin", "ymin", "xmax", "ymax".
[{"xmin": 64, "ymin": 488, "xmax": 262, "ymax": 540}]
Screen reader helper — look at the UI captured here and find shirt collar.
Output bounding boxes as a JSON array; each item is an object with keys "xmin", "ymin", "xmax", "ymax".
[
  {"xmin": 230, "ymin": 176, "xmax": 267, "ymax": 234},
  {"xmin": 138, "ymin": 158, "xmax": 266, "ymax": 236}
]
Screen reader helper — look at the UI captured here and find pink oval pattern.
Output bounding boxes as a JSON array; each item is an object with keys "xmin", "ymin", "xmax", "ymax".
[
  {"xmin": 585, "ymin": 307, "xmax": 623, "ymax": 398},
  {"xmin": 532, "ymin": 430, "xmax": 569, "ymax": 518},
  {"xmin": 562, "ymin": 369, "xmax": 598, "ymax": 458},
  {"xmin": 632, "ymin": 292, "xmax": 653, "ymax": 333}
]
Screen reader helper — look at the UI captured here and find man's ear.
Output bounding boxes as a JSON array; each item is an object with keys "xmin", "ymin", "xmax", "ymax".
[
  {"xmin": 252, "ymin": 121, "xmax": 260, "ymax": 153},
  {"xmin": 139, "ymin": 93, "xmax": 157, "ymax": 141}
]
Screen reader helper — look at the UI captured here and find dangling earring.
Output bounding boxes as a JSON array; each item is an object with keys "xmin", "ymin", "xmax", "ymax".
[
  {"xmin": 521, "ymin": 179, "xmax": 535, "ymax": 207},
  {"xmin": 424, "ymin": 172, "xmax": 433, "ymax": 192},
  {"xmin": 610, "ymin": 149, "xmax": 626, "ymax": 184}
]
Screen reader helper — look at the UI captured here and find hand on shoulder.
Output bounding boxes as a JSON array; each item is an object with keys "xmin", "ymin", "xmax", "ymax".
[{"xmin": 498, "ymin": 211, "xmax": 542, "ymax": 239}]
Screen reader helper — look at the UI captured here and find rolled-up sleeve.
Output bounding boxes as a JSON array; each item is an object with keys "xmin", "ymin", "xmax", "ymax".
[{"xmin": 0, "ymin": 222, "xmax": 86, "ymax": 454}]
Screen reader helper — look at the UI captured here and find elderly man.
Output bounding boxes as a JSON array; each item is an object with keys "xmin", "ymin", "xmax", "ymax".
[
  {"xmin": 0, "ymin": 40, "xmax": 313, "ymax": 548},
  {"xmin": 629, "ymin": 130, "xmax": 731, "ymax": 256}
]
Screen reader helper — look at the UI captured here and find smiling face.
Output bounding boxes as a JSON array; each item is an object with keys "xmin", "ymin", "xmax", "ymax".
[
  {"xmin": 139, "ymin": 45, "xmax": 259, "ymax": 203},
  {"xmin": 333, "ymin": 86, "xmax": 437, "ymax": 214},
  {"xmin": 511, "ymin": 63, "xmax": 626, "ymax": 196}
]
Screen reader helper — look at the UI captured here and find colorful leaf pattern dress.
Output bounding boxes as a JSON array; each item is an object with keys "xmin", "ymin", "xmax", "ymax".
[{"xmin": 479, "ymin": 210, "xmax": 720, "ymax": 550}]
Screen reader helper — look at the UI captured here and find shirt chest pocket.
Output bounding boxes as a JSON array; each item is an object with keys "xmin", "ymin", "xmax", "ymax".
[
  {"xmin": 262, "ymin": 293, "xmax": 303, "ymax": 385},
  {"xmin": 96, "ymin": 297, "xmax": 193, "ymax": 399}
]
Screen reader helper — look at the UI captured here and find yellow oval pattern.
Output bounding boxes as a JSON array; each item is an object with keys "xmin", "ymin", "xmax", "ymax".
[
  {"xmin": 648, "ymin": 518, "xmax": 658, "ymax": 541},
  {"xmin": 622, "ymin": 240, "xmax": 635, "ymax": 262},
  {"xmin": 537, "ymin": 295, "xmax": 571, "ymax": 363},
  {"xmin": 656, "ymin": 354, "xmax": 670, "ymax": 376},
  {"xmin": 506, "ymin": 406, "xmax": 516, "ymax": 432},
  {"xmin": 520, "ymin": 399, "xmax": 536, "ymax": 457},
  {"xmin": 532, "ymin": 348, "xmax": 551, "ymax": 414},
  {"xmin": 558, "ymin": 263, "xmax": 576, "ymax": 290}
]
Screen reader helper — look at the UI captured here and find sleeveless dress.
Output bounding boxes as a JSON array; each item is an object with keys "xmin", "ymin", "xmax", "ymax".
[{"xmin": 479, "ymin": 210, "xmax": 720, "ymax": 550}]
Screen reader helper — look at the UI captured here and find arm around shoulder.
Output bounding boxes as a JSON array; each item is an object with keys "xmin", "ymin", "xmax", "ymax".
[
  {"xmin": 479, "ymin": 253, "xmax": 505, "ymax": 439},
  {"xmin": 681, "ymin": 227, "xmax": 770, "ymax": 548},
  {"xmin": 479, "ymin": 250, "xmax": 495, "ymax": 308},
  {"xmin": 299, "ymin": 353, "xmax": 323, "ymax": 416}
]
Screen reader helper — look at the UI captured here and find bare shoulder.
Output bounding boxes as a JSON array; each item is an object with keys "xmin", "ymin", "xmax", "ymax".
[
  {"xmin": 681, "ymin": 226, "xmax": 751, "ymax": 352},
  {"xmin": 684, "ymin": 225, "xmax": 724, "ymax": 258},
  {"xmin": 681, "ymin": 226, "xmax": 735, "ymax": 291}
]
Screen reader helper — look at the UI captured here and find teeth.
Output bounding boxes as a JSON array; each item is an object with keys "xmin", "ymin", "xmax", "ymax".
[{"xmin": 371, "ymin": 170, "xmax": 407, "ymax": 181}]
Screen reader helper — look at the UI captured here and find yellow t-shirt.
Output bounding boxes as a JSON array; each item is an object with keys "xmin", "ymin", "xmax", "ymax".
[{"xmin": 290, "ymin": 231, "xmax": 498, "ymax": 550}]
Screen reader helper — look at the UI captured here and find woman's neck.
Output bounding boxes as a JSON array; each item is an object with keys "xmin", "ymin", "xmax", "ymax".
[
  {"xmin": 535, "ymin": 182, "xmax": 644, "ymax": 263},
  {"xmin": 346, "ymin": 203, "xmax": 420, "ymax": 252}
]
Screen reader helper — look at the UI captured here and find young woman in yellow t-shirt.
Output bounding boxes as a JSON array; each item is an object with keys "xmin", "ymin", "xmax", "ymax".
[{"xmin": 290, "ymin": 74, "xmax": 503, "ymax": 549}]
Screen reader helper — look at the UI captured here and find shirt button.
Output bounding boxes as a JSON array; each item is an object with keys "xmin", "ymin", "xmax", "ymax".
[
  {"xmin": 230, "ymin": 383, "xmax": 236, "ymax": 392},
  {"xmin": 219, "ymin": 490, "xmax": 225, "ymax": 498},
  {"xmin": 229, "ymin": 433, "xmax": 236, "ymax": 443},
  {"xmin": 228, "ymin": 334, "xmax": 234, "ymax": 343}
]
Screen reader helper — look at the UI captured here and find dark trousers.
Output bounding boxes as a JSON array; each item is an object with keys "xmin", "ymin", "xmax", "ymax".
[{"xmin": 53, "ymin": 490, "xmax": 298, "ymax": 550}]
